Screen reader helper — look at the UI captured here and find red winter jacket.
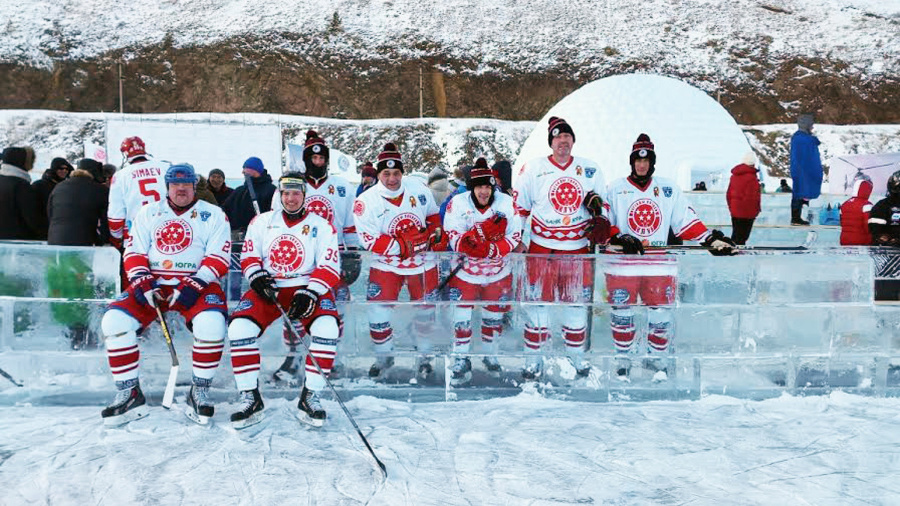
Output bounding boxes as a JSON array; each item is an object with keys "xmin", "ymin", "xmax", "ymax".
[
  {"xmin": 840, "ymin": 179, "xmax": 873, "ymax": 246},
  {"xmin": 726, "ymin": 164, "xmax": 761, "ymax": 219}
]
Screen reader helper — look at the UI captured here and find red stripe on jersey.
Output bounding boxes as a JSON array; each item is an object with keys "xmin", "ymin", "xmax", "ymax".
[
  {"xmin": 309, "ymin": 266, "xmax": 341, "ymax": 291},
  {"xmin": 123, "ymin": 253, "xmax": 150, "ymax": 278},
  {"xmin": 343, "ymin": 226, "xmax": 356, "ymax": 234},
  {"xmin": 200, "ymin": 255, "xmax": 230, "ymax": 278},
  {"xmin": 372, "ymin": 235, "xmax": 394, "ymax": 255},
  {"xmin": 241, "ymin": 257, "xmax": 263, "ymax": 274},
  {"xmin": 109, "ymin": 218, "xmax": 125, "ymax": 238},
  {"xmin": 678, "ymin": 220, "xmax": 708, "ymax": 242},
  {"xmin": 610, "ymin": 225, "xmax": 621, "ymax": 237}
]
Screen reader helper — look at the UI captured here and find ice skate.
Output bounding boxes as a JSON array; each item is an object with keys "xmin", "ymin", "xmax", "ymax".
[
  {"xmin": 482, "ymin": 356, "xmax": 502, "ymax": 375},
  {"xmin": 569, "ymin": 356, "xmax": 592, "ymax": 377},
  {"xmin": 450, "ymin": 357, "xmax": 472, "ymax": 386},
  {"xmin": 271, "ymin": 354, "xmax": 300, "ymax": 384},
  {"xmin": 522, "ymin": 355, "xmax": 542, "ymax": 380},
  {"xmin": 297, "ymin": 386, "xmax": 326, "ymax": 427},
  {"xmin": 416, "ymin": 356, "xmax": 434, "ymax": 380},
  {"xmin": 185, "ymin": 383, "xmax": 214, "ymax": 425},
  {"xmin": 101, "ymin": 382, "xmax": 148, "ymax": 427},
  {"xmin": 615, "ymin": 357, "xmax": 632, "ymax": 382},
  {"xmin": 230, "ymin": 388, "xmax": 264, "ymax": 429},
  {"xmin": 368, "ymin": 356, "xmax": 394, "ymax": 377}
]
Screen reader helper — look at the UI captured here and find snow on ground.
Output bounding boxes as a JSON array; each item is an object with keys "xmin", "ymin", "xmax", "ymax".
[{"xmin": 2, "ymin": 391, "xmax": 899, "ymax": 504}]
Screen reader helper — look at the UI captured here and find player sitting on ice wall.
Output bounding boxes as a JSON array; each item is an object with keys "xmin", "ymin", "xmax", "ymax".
[
  {"xmin": 443, "ymin": 157, "xmax": 523, "ymax": 385},
  {"xmin": 269, "ymin": 130, "xmax": 361, "ymax": 384},
  {"xmin": 353, "ymin": 142, "xmax": 447, "ymax": 379},
  {"xmin": 512, "ymin": 117, "xmax": 607, "ymax": 380},
  {"xmin": 100, "ymin": 164, "xmax": 231, "ymax": 426},
  {"xmin": 604, "ymin": 134, "xmax": 735, "ymax": 381},
  {"xmin": 107, "ymin": 136, "xmax": 167, "ymax": 249},
  {"xmin": 227, "ymin": 172, "xmax": 342, "ymax": 429}
]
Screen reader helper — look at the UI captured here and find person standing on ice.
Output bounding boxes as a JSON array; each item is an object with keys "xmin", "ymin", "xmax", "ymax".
[
  {"xmin": 107, "ymin": 136, "xmax": 167, "ymax": 249},
  {"xmin": 226, "ymin": 172, "xmax": 342, "ymax": 428},
  {"xmin": 442, "ymin": 157, "xmax": 523, "ymax": 385},
  {"xmin": 100, "ymin": 164, "xmax": 231, "ymax": 426},
  {"xmin": 789, "ymin": 114, "xmax": 823, "ymax": 226},
  {"xmin": 267, "ymin": 131, "xmax": 360, "ymax": 385},
  {"xmin": 353, "ymin": 142, "xmax": 446, "ymax": 379},
  {"xmin": 604, "ymin": 134, "xmax": 735, "ymax": 381},
  {"xmin": 726, "ymin": 151, "xmax": 762, "ymax": 245},
  {"xmin": 512, "ymin": 117, "xmax": 606, "ymax": 380}
]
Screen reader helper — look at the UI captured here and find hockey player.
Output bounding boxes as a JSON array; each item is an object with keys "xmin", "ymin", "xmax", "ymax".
[
  {"xmin": 604, "ymin": 133, "xmax": 734, "ymax": 380},
  {"xmin": 443, "ymin": 158, "xmax": 522, "ymax": 385},
  {"xmin": 867, "ymin": 170, "xmax": 900, "ymax": 247},
  {"xmin": 107, "ymin": 136, "xmax": 167, "ymax": 249},
  {"xmin": 512, "ymin": 117, "xmax": 607, "ymax": 379},
  {"xmin": 227, "ymin": 172, "xmax": 341, "ymax": 428},
  {"xmin": 353, "ymin": 142, "xmax": 445, "ymax": 378},
  {"xmin": 270, "ymin": 131, "xmax": 360, "ymax": 383},
  {"xmin": 100, "ymin": 164, "xmax": 231, "ymax": 426}
]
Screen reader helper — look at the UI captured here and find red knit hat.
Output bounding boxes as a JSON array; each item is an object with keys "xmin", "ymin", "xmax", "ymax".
[
  {"xmin": 303, "ymin": 130, "xmax": 329, "ymax": 161},
  {"xmin": 466, "ymin": 157, "xmax": 496, "ymax": 191},
  {"xmin": 360, "ymin": 161, "xmax": 376, "ymax": 178},
  {"xmin": 376, "ymin": 143, "xmax": 403, "ymax": 173},
  {"xmin": 547, "ymin": 116, "xmax": 575, "ymax": 146}
]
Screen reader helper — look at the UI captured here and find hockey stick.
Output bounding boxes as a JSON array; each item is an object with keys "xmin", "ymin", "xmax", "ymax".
[
  {"xmin": 155, "ymin": 305, "xmax": 179, "ymax": 409},
  {"xmin": 245, "ymin": 175, "xmax": 262, "ymax": 216},
  {"xmin": 0, "ymin": 367, "xmax": 23, "ymax": 387},
  {"xmin": 611, "ymin": 230, "xmax": 818, "ymax": 253},
  {"xmin": 276, "ymin": 305, "xmax": 387, "ymax": 478},
  {"xmin": 437, "ymin": 215, "xmax": 505, "ymax": 292}
]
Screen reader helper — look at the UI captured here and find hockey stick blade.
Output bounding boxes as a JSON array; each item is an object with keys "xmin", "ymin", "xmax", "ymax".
[
  {"xmin": 0, "ymin": 367, "xmax": 23, "ymax": 387},
  {"xmin": 162, "ymin": 364, "xmax": 179, "ymax": 409},
  {"xmin": 155, "ymin": 306, "xmax": 180, "ymax": 409}
]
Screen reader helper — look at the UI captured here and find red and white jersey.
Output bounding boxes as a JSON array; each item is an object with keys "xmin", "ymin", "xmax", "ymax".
[
  {"xmin": 605, "ymin": 175, "xmax": 708, "ymax": 246},
  {"xmin": 107, "ymin": 158, "xmax": 168, "ymax": 241},
  {"xmin": 353, "ymin": 178, "xmax": 440, "ymax": 275},
  {"xmin": 240, "ymin": 210, "xmax": 341, "ymax": 295},
  {"xmin": 271, "ymin": 175, "xmax": 358, "ymax": 248},
  {"xmin": 513, "ymin": 155, "xmax": 606, "ymax": 250},
  {"xmin": 123, "ymin": 199, "xmax": 231, "ymax": 286},
  {"xmin": 443, "ymin": 191, "xmax": 522, "ymax": 284}
]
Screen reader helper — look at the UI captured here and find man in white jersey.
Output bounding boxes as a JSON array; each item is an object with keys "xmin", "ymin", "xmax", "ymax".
[
  {"xmin": 100, "ymin": 164, "xmax": 231, "ymax": 426},
  {"xmin": 512, "ymin": 117, "xmax": 607, "ymax": 379},
  {"xmin": 269, "ymin": 131, "xmax": 360, "ymax": 383},
  {"xmin": 227, "ymin": 172, "xmax": 342, "ymax": 428},
  {"xmin": 605, "ymin": 133, "xmax": 735, "ymax": 381},
  {"xmin": 353, "ymin": 142, "xmax": 446, "ymax": 379},
  {"xmin": 107, "ymin": 136, "xmax": 167, "ymax": 249},
  {"xmin": 443, "ymin": 158, "xmax": 522, "ymax": 385}
]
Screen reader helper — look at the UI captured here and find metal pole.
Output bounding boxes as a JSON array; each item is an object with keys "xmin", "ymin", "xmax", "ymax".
[
  {"xmin": 118, "ymin": 62, "xmax": 124, "ymax": 114},
  {"xmin": 419, "ymin": 66, "xmax": 424, "ymax": 118}
]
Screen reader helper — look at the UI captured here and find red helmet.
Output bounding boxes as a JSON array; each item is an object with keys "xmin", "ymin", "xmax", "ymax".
[{"xmin": 120, "ymin": 136, "xmax": 146, "ymax": 160}]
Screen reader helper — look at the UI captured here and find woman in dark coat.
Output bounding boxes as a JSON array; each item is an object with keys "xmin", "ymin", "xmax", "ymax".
[{"xmin": 47, "ymin": 159, "xmax": 110, "ymax": 246}]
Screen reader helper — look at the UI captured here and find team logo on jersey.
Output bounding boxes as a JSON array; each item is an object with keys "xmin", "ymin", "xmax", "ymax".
[
  {"xmin": 663, "ymin": 186, "xmax": 672, "ymax": 198},
  {"xmin": 367, "ymin": 282, "xmax": 382, "ymax": 299},
  {"xmin": 653, "ymin": 187, "xmax": 659, "ymax": 197},
  {"xmin": 586, "ymin": 167, "xmax": 596, "ymax": 178},
  {"xmin": 200, "ymin": 211, "xmax": 211, "ymax": 222},
  {"xmin": 448, "ymin": 287, "xmax": 462, "ymax": 301},
  {"xmin": 409, "ymin": 196, "xmax": 417, "ymax": 208},
  {"xmin": 418, "ymin": 194, "xmax": 427, "ymax": 205},
  {"xmin": 302, "ymin": 225, "xmax": 310, "ymax": 235},
  {"xmin": 204, "ymin": 294, "xmax": 224, "ymax": 305},
  {"xmin": 190, "ymin": 210, "xmax": 198, "ymax": 219},
  {"xmin": 319, "ymin": 298, "xmax": 336, "ymax": 311},
  {"xmin": 388, "ymin": 213, "xmax": 423, "ymax": 235},
  {"xmin": 627, "ymin": 198, "xmax": 663, "ymax": 237},
  {"xmin": 353, "ymin": 200, "xmax": 365, "ymax": 217},
  {"xmin": 576, "ymin": 166, "xmax": 582, "ymax": 176},
  {"xmin": 337, "ymin": 186, "xmax": 346, "ymax": 197},
  {"xmin": 154, "ymin": 219, "xmax": 193, "ymax": 254},
  {"xmin": 268, "ymin": 234, "xmax": 305, "ymax": 274},
  {"xmin": 235, "ymin": 299, "xmax": 253, "ymax": 312},
  {"xmin": 548, "ymin": 177, "xmax": 583, "ymax": 215},
  {"xmin": 328, "ymin": 185, "xmax": 335, "ymax": 195},
  {"xmin": 611, "ymin": 288, "xmax": 630, "ymax": 305},
  {"xmin": 306, "ymin": 195, "xmax": 336, "ymax": 223}
]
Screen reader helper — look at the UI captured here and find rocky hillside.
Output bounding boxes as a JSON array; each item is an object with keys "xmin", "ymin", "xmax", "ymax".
[{"xmin": 0, "ymin": 0, "xmax": 897, "ymax": 124}]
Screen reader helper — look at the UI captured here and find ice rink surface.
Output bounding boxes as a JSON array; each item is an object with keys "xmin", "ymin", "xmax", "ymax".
[{"xmin": 2, "ymin": 390, "xmax": 899, "ymax": 505}]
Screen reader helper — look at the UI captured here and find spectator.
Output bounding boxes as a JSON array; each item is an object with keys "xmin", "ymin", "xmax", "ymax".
[
  {"xmin": 693, "ymin": 181, "xmax": 708, "ymax": 191},
  {"xmin": 776, "ymin": 179, "xmax": 792, "ymax": 193},
  {"xmin": 0, "ymin": 146, "xmax": 45, "ymax": 240},
  {"xmin": 32, "ymin": 157, "xmax": 73, "ymax": 238},
  {"xmin": 492, "ymin": 160, "xmax": 513, "ymax": 196},
  {"xmin": 221, "ymin": 156, "xmax": 275, "ymax": 234},
  {"xmin": 195, "ymin": 175, "xmax": 218, "ymax": 205},
  {"xmin": 726, "ymin": 151, "xmax": 762, "ymax": 245},
  {"xmin": 207, "ymin": 168, "xmax": 233, "ymax": 205},
  {"xmin": 47, "ymin": 158, "xmax": 109, "ymax": 246},
  {"xmin": 789, "ymin": 114, "xmax": 823, "ymax": 225},
  {"xmin": 102, "ymin": 164, "xmax": 117, "ymax": 188},
  {"xmin": 840, "ymin": 175, "xmax": 874, "ymax": 245},
  {"xmin": 440, "ymin": 164, "xmax": 472, "ymax": 220},
  {"xmin": 427, "ymin": 166, "xmax": 453, "ymax": 205},
  {"xmin": 356, "ymin": 162, "xmax": 376, "ymax": 196}
]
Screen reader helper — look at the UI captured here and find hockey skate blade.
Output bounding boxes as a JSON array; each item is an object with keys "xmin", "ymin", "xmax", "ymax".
[
  {"xmin": 183, "ymin": 406, "xmax": 211, "ymax": 426},
  {"xmin": 297, "ymin": 411, "xmax": 325, "ymax": 428},
  {"xmin": 103, "ymin": 406, "xmax": 149, "ymax": 427},
  {"xmin": 231, "ymin": 411, "xmax": 265, "ymax": 430},
  {"xmin": 161, "ymin": 365, "xmax": 179, "ymax": 409}
]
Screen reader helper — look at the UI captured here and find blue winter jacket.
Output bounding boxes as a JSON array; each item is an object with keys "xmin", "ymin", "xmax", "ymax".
[{"xmin": 789, "ymin": 130, "xmax": 823, "ymax": 200}]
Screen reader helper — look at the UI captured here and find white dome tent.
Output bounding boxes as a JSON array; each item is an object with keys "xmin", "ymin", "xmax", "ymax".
[{"xmin": 513, "ymin": 74, "xmax": 752, "ymax": 191}]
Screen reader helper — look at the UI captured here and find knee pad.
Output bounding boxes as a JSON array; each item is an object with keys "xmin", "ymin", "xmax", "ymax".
[
  {"xmin": 228, "ymin": 317, "xmax": 262, "ymax": 344},
  {"xmin": 309, "ymin": 315, "xmax": 339, "ymax": 342},
  {"xmin": 101, "ymin": 309, "xmax": 139, "ymax": 339},
  {"xmin": 191, "ymin": 311, "xmax": 226, "ymax": 343}
]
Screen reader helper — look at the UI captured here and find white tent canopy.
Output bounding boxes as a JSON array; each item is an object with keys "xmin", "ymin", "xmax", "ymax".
[
  {"xmin": 513, "ymin": 74, "xmax": 753, "ymax": 191},
  {"xmin": 827, "ymin": 152, "xmax": 900, "ymax": 195}
]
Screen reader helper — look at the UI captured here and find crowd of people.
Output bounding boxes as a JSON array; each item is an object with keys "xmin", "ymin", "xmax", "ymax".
[{"xmin": 0, "ymin": 116, "xmax": 898, "ymax": 430}]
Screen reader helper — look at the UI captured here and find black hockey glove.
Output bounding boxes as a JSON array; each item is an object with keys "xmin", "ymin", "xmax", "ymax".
[
  {"xmin": 288, "ymin": 287, "xmax": 319, "ymax": 320},
  {"xmin": 701, "ymin": 229, "xmax": 737, "ymax": 256},
  {"xmin": 583, "ymin": 191, "xmax": 604, "ymax": 217},
  {"xmin": 340, "ymin": 248, "xmax": 362, "ymax": 286},
  {"xmin": 170, "ymin": 276, "xmax": 208, "ymax": 311},
  {"xmin": 610, "ymin": 233, "xmax": 644, "ymax": 255},
  {"xmin": 248, "ymin": 270, "xmax": 278, "ymax": 304}
]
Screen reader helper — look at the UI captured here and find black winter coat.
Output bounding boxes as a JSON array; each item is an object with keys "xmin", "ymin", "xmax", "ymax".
[
  {"xmin": 222, "ymin": 173, "xmax": 275, "ymax": 232},
  {"xmin": 31, "ymin": 169, "xmax": 64, "ymax": 239},
  {"xmin": 0, "ymin": 164, "xmax": 45, "ymax": 240},
  {"xmin": 47, "ymin": 170, "xmax": 110, "ymax": 246}
]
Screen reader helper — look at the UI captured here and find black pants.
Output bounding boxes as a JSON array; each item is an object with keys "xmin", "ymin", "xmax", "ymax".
[{"xmin": 730, "ymin": 217, "xmax": 755, "ymax": 245}]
